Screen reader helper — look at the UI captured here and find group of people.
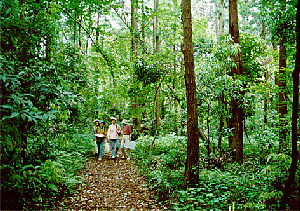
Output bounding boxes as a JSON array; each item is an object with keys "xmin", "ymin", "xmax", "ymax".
[{"xmin": 92, "ymin": 117, "xmax": 133, "ymax": 161}]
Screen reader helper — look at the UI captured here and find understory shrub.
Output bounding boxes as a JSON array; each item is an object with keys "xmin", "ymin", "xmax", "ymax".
[
  {"xmin": 132, "ymin": 134, "xmax": 298, "ymax": 210},
  {"xmin": 1, "ymin": 127, "xmax": 94, "ymax": 210},
  {"xmin": 132, "ymin": 134, "xmax": 187, "ymax": 201}
]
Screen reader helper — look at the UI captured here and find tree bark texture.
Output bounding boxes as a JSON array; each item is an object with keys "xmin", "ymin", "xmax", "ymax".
[
  {"xmin": 153, "ymin": 0, "xmax": 160, "ymax": 134},
  {"xmin": 276, "ymin": 0, "xmax": 288, "ymax": 151},
  {"xmin": 131, "ymin": 0, "xmax": 141, "ymax": 132},
  {"xmin": 228, "ymin": 0, "xmax": 244, "ymax": 164},
  {"xmin": 219, "ymin": 0, "xmax": 225, "ymax": 37},
  {"xmin": 153, "ymin": 0, "xmax": 159, "ymax": 53},
  {"xmin": 182, "ymin": 0, "xmax": 200, "ymax": 189},
  {"xmin": 279, "ymin": 1, "xmax": 299, "ymax": 209},
  {"xmin": 277, "ymin": 36, "xmax": 288, "ymax": 150}
]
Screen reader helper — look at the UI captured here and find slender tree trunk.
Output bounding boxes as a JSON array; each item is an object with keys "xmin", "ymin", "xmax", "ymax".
[
  {"xmin": 19, "ymin": 0, "xmax": 29, "ymax": 165},
  {"xmin": 261, "ymin": 7, "xmax": 269, "ymax": 126},
  {"xmin": 215, "ymin": 0, "xmax": 219, "ymax": 39},
  {"xmin": 276, "ymin": 0, "xmax": 288, "ymax": 152},
  {"xmin": 207, "ymin": 103, "xmax": 210, "ymax": 157},
  {"xmin": 277, "ymin": 35, "xmax": 288, "ymax": 152},
  {"xmin": 263, "ymin": 71, "xmax": 269, "ymax": 125},
  {"xmin": 153, "ymin": 0, "xmax": 160, "ymax": 134},
  {"xmin": 279, "ymin": 1, "xmax": 299, "ymax": 209},
  {"xmin": 74, "ymin": 13, "xmax": 77, "ymax": 45},
  {"xmin": 96, "ymin": 10, "xmax": 100, "ymax": 44},
  {"xmin": 46, "ymin": 35, "xmax": 51, "ymax": 62},
  {"xmin": 141, "ymin": 0, "xmax": 147, "ymax": 54},
  {"xmin": 153, "ymin": 0, "xmax": 159, "ymax": 53},
  {"xmin": 219, "ymin": 0, "xmax": 225, "ymax": 37},
  {"xmin": 79, "ymin": 15, "xmax": 82, "ymax": 47},
  {"xmin": 228, "ymin": 0, "xmax": 244, "ymax": 164},
  {"xmin": 182, "ymin": 0, "xmax": 199, "ymax": 189},
  {"xmin": 131, "ymin": 0, "xmax": 141, "ymax": 132},
  {"xmin": 218, "ymin": 96, "xmax": 225, "ymax": 148},
  {"xmin": 217, "ymin": 0, "xmax": 225, "ymax": 148},
  {"xmin": 173, "ymin": 0, "xmax": 180, "ymax": 135}
]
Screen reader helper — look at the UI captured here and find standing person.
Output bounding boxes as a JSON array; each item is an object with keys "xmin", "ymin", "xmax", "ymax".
[
  {"xmin": 107, "ymin": 117, "xmax": 122, "ymax": 159},
  {"xmin": 121, "ymin": 119, "xmax": 132, "ymax": 160},
  {"xmin": 92, "ymin": 119, "xmax": 99, "ymax": 158},
  {"xmin": 94, "ymin": 120, "xmax": 106, "ymax": 161}
]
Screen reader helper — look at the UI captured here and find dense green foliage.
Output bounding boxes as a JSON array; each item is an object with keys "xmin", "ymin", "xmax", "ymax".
[
  {"xmin": 1, "ymin": 0, "xmax": 298, "ymax": 209},
  {"xmin": 133, "ymin": 135, "xmax": 299, "ymax": 210}
]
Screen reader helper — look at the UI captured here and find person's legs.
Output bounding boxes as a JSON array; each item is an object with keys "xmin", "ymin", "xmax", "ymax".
[
  {"xmin": 98, "ymin": 140, "xmax": 105, "ymax": 159},
  {"xmin": 115, "ymin": 138, "xmax": 119, "ymax": 155},
  {"xmin": 110, "ymin": 139, "xmax": 116, "ymax": 156},
  {"xmin": 122, "ymin": 135, "xmax": 130, "ymax": 158},
  {"xmin": 96, "ymin": 140, "xmax": 101, "ymax": 159},
  {"xmin": 94, "ymin": 139, "xmax": 98, "ymax": 157},
  {"xmin": 120, "ymin": 136, "xmax": 126, "ymax": 157}
]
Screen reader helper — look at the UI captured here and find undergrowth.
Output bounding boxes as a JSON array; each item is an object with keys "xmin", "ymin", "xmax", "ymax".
[
  {"xmin": 132, "ymin": 134, "xmax": 299, "ymax": 210},
  {"xmin": 1, "ymin": 126, "xmax": 94, "ymax": 210}
]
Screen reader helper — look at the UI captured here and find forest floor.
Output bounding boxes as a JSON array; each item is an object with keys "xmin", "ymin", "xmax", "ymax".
[{"xmin": 54, "ymin": 151, "xmax": 165, "ymax": 210}]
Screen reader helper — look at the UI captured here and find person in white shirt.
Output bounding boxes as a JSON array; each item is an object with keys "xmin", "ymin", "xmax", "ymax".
[
  {"xmin": 107, "ymin": 117, "xmax": 122, "ymax": 159},
  {"xmin": 120, "ymin": 119, "xmax": 132, "ymax": 160}
]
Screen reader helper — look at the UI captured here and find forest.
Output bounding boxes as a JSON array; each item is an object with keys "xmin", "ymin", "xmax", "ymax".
[{"xmin": 0, "ymin": 0, "xmax": 299, "ymax": 210}]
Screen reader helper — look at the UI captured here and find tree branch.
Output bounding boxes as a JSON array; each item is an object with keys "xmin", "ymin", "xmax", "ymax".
[{"xmin": 60, "ymin": 6, "xmax": 115, "ymax": 68}]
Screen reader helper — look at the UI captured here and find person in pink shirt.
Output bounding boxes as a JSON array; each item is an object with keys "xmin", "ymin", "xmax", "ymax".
[
  {"xmin": 120, "ymin": 119, "xmax": 132, "ymax": 160},
  {"xmin": 107, "ymin": 117, "xmax": 122, "ymax": 159}
]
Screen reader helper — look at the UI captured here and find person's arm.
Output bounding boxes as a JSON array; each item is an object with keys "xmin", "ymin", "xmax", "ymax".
[
  {"xmin": 117, "ymin": 124, "xmax": 122, "ymax": 134},
  {"xmin": 107, "ymin": 126, "xmax": 110, "ymax": 140}
]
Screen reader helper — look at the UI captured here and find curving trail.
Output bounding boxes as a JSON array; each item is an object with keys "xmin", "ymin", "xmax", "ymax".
[{"xmin": 55, "ymin": 154, "xmax": 163, "ymax": 210}]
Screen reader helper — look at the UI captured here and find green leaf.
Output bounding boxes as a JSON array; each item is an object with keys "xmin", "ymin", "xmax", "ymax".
[
  {"xmin": 10, "ymin": 112, "xmax": 20, "ymax": 119},
  {"xmin": 48, "ymin": 183, "xmax": 58, "ymax": 192},
  {"xmin": 1, "ymin": 105, "xmax": 14, "ymax": 110}
]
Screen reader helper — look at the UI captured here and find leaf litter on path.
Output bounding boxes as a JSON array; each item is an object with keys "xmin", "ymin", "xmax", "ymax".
[{"xmin": 55, "ymin": 154, "xmax": 164, "ymax": 210}]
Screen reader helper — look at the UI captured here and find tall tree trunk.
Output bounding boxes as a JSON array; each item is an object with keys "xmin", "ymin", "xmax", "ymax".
[
  {"xmin": 19, "ymin": 0, "xmax": 29, "ymax": 165},
  {"xmin": 219, "ymin": 0, "xmax": 225, "ymax": 37},
  {"xmin": 218, "ymin": 96, "xmax": 225, "ymax": 148},
  {"xmin": 228, "ymin": 0, "xmax": 244, "ymax": 164},
  {"xmin": 79, "ymin": 15, "xmax": 82, "ymax": 47},
  {"xmin": 153, "ymin": 0, "xmax": 160, "ymax": 134},
  {"xmin": 73, "ymin": 13, "xmax": 77, "ymax": 45},
  {"xmin": 153, "ymin": 0, "xmax": 159, "ymax": 53},
  {"xmin": 279, "ymin": 1, "xmax": 299, "ymax": 208},
  {"xmin": 182, "ymin": 0, "xmax": 199, "ymax": 189},
  {"xmin": 141, "ymin": 0, "xmax": 147, "ymax": 54},
  {"xmin": 96, "ymin": 9, "xmax": 100, "ymax": 44},
  {"xmin": 131, "ymin": 0, "xmax": 141, "ymax": 132},
  {"xmin": 45, "ymin": 35, "xmax": 51, "ymax": 62},
  {"xmin": 277, "ymin": 31, "xmax": 288, "ymax": 152},
  {"xmin": 261, "ymin": 5, "xmax": 269, "ymax": 126},
  {"xmin": 217, "ymin": 0, "xmax": 225, "ymax": 148},
  {"xmin": 215, "ymin": 0, "xmax": 219, "ymax": 39},
  {"xmin": 173, "ymin": 0, "xmax": 180, "ymax": 135}
]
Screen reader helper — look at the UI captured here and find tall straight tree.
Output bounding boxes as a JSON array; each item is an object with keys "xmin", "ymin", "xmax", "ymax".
[
  {"xmin": 228, "ymin": 0, "xmax": 244, "ymax": 163},
  {"xmin": 217, "ymin": 0, "xmax": 226, "ymax": 148},
  {"xmin": 131, "ymin": 0, "xmax": 141, "ymax": 132},
  {"xmin": 219, "ymin": 0, "xmax": 225, "ymax": 37},
  {"xmin": 182, "ymin": 0, "xmax": 200, "ymax": 189},
  {"xmin": 276, "ymin": 0, "xmax": 288, "ymax": 151},
  {"xmin": 279, "ymin": 1, "xmax": 299, "ymax": 208},
  {"xmin": 153, "ymin": 0, "xmax": 160, "ymax": 135}
]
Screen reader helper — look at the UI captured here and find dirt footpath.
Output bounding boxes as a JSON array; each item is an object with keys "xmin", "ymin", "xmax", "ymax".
[{"xmin": 55, "ymin": 155, "xmax": 163, "ymax": 210}]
